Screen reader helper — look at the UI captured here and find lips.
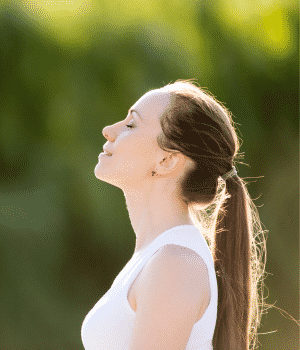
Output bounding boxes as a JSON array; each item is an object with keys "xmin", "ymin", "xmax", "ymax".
[
  {"xmin": 103, "ymin": 149, "xmax": 112, "ymax": 156},
  {"xmin": 98, "ymin": 152, "xmax": 111, "ymax": 159}
]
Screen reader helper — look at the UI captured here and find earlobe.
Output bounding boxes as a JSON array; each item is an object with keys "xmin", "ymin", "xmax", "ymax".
[{"xmin": 157, "ymin": 152, "xmax": 187, "ymax": 175}]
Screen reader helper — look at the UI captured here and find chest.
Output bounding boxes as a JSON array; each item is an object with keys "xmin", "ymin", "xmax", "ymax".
[{"xmin": 127, "ymin": 260, "xmax": 211, "ymax": 323}]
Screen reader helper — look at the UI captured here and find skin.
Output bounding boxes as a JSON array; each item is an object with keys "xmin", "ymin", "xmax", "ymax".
[{"xmin": 95, "ymin": 89, "xmax": 195, "ymax": 255}]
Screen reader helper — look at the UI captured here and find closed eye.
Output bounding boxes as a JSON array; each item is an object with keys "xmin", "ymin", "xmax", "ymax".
[{"xmin": 126, "ymin": 123, "xmax": 134, "ymax": 128}]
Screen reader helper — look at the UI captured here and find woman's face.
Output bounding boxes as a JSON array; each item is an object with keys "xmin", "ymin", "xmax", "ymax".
[{"xmin": 95, "ymin": 89, "xmax": 175, "ymax": 191}]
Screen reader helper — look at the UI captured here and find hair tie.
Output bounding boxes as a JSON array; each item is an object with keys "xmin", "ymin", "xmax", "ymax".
[{"xmin": 221, "ymin": 166, "xmax": 238, "ymax": 181}]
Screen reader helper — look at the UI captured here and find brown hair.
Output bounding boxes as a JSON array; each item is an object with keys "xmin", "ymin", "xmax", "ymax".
[{"xmin": 155, "ymin": 78, "xmax": 270, "ymax": 350}]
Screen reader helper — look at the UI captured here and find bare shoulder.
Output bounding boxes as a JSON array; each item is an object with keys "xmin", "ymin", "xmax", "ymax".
[
  {"xmin": 136, "ymin": 243, "xmax": 210, "ymax": 307},
  {"xmin": 158, "ymin": 244, "xmax": 209, "ymax": 272},
  {"xmin": 129, "ymin": 244, "xmax": 211, "ymax": 349}
]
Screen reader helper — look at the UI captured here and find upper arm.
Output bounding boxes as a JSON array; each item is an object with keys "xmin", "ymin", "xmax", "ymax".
[{"xmin": 129, "ymin": 244, "xmax": 210, "ymax": 350}]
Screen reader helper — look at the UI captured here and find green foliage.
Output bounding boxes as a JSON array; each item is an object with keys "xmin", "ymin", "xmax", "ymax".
[{"xmin": 0, "ymin": 1, "xmax": 298, "ymax": 349}]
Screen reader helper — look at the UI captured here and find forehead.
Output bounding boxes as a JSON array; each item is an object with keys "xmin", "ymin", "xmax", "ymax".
[{"xmin": 132, "ymin": 89, "xmax": 172, "ymax": 122}]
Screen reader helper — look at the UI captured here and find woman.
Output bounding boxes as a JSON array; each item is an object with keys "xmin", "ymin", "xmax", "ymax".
[{"xmin": 81, "ymin": 79, "xmax": 268, "ymax": 349}]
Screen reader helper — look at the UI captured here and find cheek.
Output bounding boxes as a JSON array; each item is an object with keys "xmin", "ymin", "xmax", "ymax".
[
  {"xmin": 135, "ymin": 145, "xmax": 157, "ymax": 168},
  {"xmin": 121, "ymin": 148, "xmax": 155, "ymax": 174},
  {"xmin": 121, "ymin": 132, "xmax": 158, "ymax": 167},
  {"xmin": 132, "ymin": 134, "xmax": 157, "ymax": 156}
]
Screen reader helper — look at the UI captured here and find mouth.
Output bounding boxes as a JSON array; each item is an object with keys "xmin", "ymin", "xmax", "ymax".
[
  {"xmin": 99, "ymin": 152, "xmax": 112, "ymax": 158},
  {"xmin": 103, "ymin": 149, "xmax": 113, "ymax": 156}
]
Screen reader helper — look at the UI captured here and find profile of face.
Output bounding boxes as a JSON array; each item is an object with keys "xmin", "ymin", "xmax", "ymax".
[{"xmin": 95, "ymin": 89, "xmax": 191, "ymax": 194}]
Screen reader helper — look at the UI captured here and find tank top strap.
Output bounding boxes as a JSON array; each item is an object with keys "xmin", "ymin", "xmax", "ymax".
[{"xmin": 138, "ymin": 225, "xmax": 213, "ymax": 270}]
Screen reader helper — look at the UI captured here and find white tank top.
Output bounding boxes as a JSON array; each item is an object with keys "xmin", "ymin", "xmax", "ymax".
[{"xmin": 81, "ymin": 225, "xmax": 218, "ymax": 350}]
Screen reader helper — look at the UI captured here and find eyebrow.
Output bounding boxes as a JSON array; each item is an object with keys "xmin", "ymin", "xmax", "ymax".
[{"xmin": 128, "ymin": 108, "xmax": 143, "ymax": 121}]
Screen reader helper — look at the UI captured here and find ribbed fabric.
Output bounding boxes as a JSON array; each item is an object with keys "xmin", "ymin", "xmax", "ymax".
[{"xmin": 81, "ymin": 225, "xmax": 218, "ymax": 350}]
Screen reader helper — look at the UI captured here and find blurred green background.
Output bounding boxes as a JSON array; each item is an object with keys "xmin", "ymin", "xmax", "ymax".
[{"xmin": 0, "ymin": 0, "xmax": 298, "ymax": 349}]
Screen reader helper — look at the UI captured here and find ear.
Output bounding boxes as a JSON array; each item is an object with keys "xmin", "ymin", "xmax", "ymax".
[{"xmin": 160, "ymin": 152, "xmax": 187, "ymax": 173}]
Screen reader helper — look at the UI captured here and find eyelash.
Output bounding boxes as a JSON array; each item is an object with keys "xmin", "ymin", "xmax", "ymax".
[{"xmin": 126, "ymin": 123, "xmax": 134, "ymax": 128}]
